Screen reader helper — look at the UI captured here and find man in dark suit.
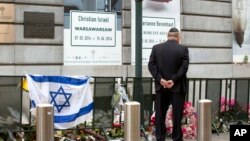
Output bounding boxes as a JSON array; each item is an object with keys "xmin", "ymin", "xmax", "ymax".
[{"xmin": 148, "ymin": 27, "xmax": 189, "ymax": 141}]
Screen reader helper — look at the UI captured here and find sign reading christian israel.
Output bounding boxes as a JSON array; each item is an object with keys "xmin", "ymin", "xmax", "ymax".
[
  {"xmin": 70, "ymin": 11, "xmax": 116, "ymax": 46},
  {"xmin": 64, "ymin": 11, "xmax": 121, "ymax": 65}
]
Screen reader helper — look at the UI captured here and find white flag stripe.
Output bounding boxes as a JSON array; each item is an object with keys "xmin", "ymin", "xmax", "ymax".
[
  {"xmin": 26, "ymin": 74, "xmax": 93, "ymax": 129},
  {"xmin": 55, "ymin": 110, "xmax": 93, "ymax": 129}
]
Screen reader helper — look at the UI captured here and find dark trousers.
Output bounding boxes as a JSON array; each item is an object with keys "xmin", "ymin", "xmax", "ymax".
[{"xmin": 155, "ymin": 88, "xmax": 186, "ymax": 141}]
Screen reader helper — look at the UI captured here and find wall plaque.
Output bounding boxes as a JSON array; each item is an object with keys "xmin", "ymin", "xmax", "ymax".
[
  {"xmin": 0, "ymin": 24, "xmax": 14, "ymax": 43},
  {"xmin": 24, "ymin": 12, "xmax": 54, "ymax": 38},
  {"xmin": 0, "ymin": 3, "xmax": 15, "ymax": 22}
]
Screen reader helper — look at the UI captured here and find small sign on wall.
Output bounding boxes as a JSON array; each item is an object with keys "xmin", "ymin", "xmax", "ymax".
[
  {"xmin": 0, "ymin": 3, "xmax": 15, "ymax": 23},
  {"xmin": 24, "ymin": 12, "xmax": 54, "ymax": 39},
  {"xmin": 0, "ymin": 24, "xmax": 14, "ymax": 43}
]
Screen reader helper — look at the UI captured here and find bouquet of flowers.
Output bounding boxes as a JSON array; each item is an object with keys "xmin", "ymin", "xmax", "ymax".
[
  {"xmin": 150, "ymin": 102, "xmax": 197, "ymax": 139},
  {"xmin": 219, "ymin": 97, "xmax": 236, "ymax": 121},
  {"xmin": 217, "ymin": 97, "xmax": 245, "ymax": 122},
  {"xmin": 165, "ymin": 102, "xmax": 197, "ymax": 139},
  {"xmin": 213, "ymin": 97, "xmax": 246, "ymax": 132}
]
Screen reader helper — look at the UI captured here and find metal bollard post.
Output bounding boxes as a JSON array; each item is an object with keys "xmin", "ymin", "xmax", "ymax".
[
  {"xmin": 124, "ymin": 101, "xmax": 140, "ymax": 141},
  {"xmin": 198, "ymin": 99, "xmax": 212, "ymax": 141},
  {"xmin": 36, "ymin": 104, "xmax": 54, "ymax": 141}
]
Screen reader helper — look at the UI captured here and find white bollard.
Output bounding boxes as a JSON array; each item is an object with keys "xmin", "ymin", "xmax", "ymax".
[
  {"xmin": 36, "ymin": 104, "xmax": 54, "ymax": 141},
  {"xmin": 124, "ymin": 101, "xmax": 140, "ymax": 141},
  {"xmin": 198, "ymin": 99, "xmax": 212, "ymax": 141}
]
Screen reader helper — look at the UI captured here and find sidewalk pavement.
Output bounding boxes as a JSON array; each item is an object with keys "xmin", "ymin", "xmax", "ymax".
[{"xmin": 165, "ymin": 132, "xmax": 229, "ymax": 141}]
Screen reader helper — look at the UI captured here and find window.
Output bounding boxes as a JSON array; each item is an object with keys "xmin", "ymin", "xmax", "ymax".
[{"xmin": 64, "ymin": 0, "xmax": 122, "ymax": 29}]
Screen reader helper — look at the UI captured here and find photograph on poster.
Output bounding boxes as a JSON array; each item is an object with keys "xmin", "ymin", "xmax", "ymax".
[
  {"xmin": 233, "ymin": 0, "xmax": 250, "ymax": 63},
  {"xmin": 131, "ymin": 0, "xmax": 180, "ymax": 65}
]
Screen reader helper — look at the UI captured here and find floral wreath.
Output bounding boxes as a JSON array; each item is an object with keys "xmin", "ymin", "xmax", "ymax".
[
  {"xmin": 151, "ymin": 102, "xmax": 197, "ymax": 139},
  {"xmin": 165, "ymin": 102, "xmax": 197, "ymax": 139}
]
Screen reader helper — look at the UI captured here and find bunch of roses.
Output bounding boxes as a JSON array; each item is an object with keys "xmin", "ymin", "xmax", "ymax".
[
  {"xmin": 220, "ymin": 96, "xmax": 236, "ymax": 112},
  {"xmin": 218, "ymin": 97, "xmax": 241, "ymax": 122},
  {"xmin": 165, "ymin": 102, "xmax": 197, "ymax": 139}
]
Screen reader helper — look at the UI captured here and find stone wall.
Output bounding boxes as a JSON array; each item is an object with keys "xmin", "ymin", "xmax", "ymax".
[
  {"xmin": 0, "ymin": 0, "xmax": 63, "ymax": 75},
  {"xmin": 0, "ymin": 0, "xmax": 249, "ymax": 79}
]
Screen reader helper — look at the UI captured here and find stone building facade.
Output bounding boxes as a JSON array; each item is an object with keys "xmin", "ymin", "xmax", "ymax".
[{"xmin": 0, "ymin": 0, "xmax": 249, "ymax": 79}]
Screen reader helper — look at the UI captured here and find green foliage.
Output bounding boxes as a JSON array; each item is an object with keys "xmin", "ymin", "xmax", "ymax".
[
  {"xmin": 0, "ymin": 133, "xmax": 7, "ymax": 141},
  {"xmin": 22, "ymin": 124, "xmax": 36, "ymax": 141},
  {"xmin": 107, "ymin": 127, "xmax": 124, "ymax": 138}
]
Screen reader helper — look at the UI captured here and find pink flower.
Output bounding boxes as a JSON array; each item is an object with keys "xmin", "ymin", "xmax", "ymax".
[
  {"xmin": 220, "ymin": 104, "xmax": 227, "ymax": 112},
  {"xmin": 150, "ymin": 112, "xmax": 155, "ymax": 125},
  {"xmin": 184, "ymin": 102, "xmax": 192, "ymax": 109},
  {"xmin": 220, "ymin": 97, "xmax": 226, "ymax": 105},
  {"xmin": 228, "ymin": 99, "xmax": 236, "ymax": 107},
  {"xmin": 165, "ymin": 102, "xmax": 197, "ymax": 139},
  {"xmin": 220, "ymin": 97, "xmax": 237, "ymax": 112},
  {"xmin": 182, "ymin": 128, "xmax": 187, "ymax": 133},
  {"xmin": 166, "ymin": 127, "xmax": 172, "ymax": 132}
]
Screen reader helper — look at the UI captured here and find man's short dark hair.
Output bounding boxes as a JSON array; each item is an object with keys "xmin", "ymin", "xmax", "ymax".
[
  {"xmin": 168, "ymin": 27, "xmax": 180, "ymax": 39},
  {"xmin": 169, "ymin": 27, "xmax": 179, "ymax": 33}
]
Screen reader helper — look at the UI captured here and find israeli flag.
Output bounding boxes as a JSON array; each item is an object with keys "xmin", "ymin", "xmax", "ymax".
[{"xmin": 26, "ymin": 74, "xmax": 93, "ymax": 129}]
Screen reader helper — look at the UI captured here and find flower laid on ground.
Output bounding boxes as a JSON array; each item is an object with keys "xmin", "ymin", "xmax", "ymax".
[{"xmin": 150, "ymin": 102, "xmax": 197, "ymax": 139}]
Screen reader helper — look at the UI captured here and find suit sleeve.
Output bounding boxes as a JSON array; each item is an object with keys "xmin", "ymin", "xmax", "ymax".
[
  {"xmin": 148, "ymin": 46, "xmax": 162, "ymax": 83},
  {"xmin": 171, "ymin": 47, "xmax": 189, "ymax": 83}
]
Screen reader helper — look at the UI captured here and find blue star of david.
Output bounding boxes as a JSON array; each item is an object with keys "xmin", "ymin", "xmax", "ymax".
[{"xmin": 50, "ymin": 86, "xmax": 72, "ymax": 113}]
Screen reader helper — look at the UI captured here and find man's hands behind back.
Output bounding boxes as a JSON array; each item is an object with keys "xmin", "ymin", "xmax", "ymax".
[{"xmin": 160, "ymin": 79, "xmax": 174, "ymax": 89}]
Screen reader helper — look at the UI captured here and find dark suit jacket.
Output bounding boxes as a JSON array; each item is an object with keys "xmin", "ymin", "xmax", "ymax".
[{"xmin": 148, "ymin": 40, "xmax": 189, "ymax": 93}]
